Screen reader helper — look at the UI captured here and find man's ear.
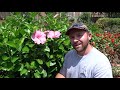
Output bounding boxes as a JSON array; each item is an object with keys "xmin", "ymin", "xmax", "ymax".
[{"xmin": 88, "ymin": 32, "xmax": 92, "ymax": 40}]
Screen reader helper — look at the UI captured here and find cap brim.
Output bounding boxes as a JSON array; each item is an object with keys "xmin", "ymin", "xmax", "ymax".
[{"xmin": 66, "ymin": 28, "xmax": 87, "ymax": 35}]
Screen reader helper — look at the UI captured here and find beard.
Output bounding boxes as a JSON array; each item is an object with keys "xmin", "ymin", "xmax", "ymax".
[{"xmin": 73, "ymin": 42, "xmax": 89, "ymax": 53}]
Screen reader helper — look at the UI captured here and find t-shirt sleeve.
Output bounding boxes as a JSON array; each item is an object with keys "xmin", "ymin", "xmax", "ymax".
[
  {"xmin": 59, "ymin": 58, "xmax": 67, "ymax": 77},
  {"xmin": 59, "ymin": 53, "xmax": 69, "ymax": 77}
]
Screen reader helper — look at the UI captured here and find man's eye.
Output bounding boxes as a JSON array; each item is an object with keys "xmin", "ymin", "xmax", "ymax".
[
  {"xmin": 77, "ymin": 34, "xmax": 82, "ymax": 37},
  {"xmin": 70, "ymin": 36, "xmax": 74, "ymax": 39}
]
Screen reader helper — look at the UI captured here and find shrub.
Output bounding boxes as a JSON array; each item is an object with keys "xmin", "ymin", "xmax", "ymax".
[
  {"xmin": 0, "ymin": 12, "xmax": 72, "ymax": 78},
  {"xmin": 96, "ymin": 18, "xmax": 120, "ymax": 32}
]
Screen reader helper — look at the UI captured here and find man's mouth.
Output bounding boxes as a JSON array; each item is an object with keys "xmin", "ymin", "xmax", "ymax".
[{"xmin": 74, "ymin": 43, "xmax": 82, "ymax": 48}]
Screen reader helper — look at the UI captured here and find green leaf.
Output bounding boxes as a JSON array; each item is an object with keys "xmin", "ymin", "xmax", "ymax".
[
  {"xmin": 6, "ymin": 41, "xmax": 16, "ymax": 48},
  {"xmin": 46, "ymin": 61, "xmax": 50, "ymax": 67},
  {"xmin": 59, "ymin": 44, "xmax": 64, "ymax": 50},
  {"xmin": 30, "ymin": 61, "xmax": 36, "ymax": 69},
  {"xmin": 19, "ymin": 64, "xmax": 24, "ymax": 71},
  {"xmin": 25, "ymin": 29, "xmax": 31, "ymax": 35},
  {"xmin": 41, "ymin": 69, "xmax": 47, "ymax": 78},
  {"xmin": 36, "ymin": 59, "xmax": 43, "ymax": 65},
  {"xmin": 50, "ymin": 62, "xmax": 56, "ymax": 66},
  {"xmin": 16, "ymin": 37, "xmax": 25, "ymax": 51},
  {"xmin": 20, "ymin": 68, "xmax": 28, "ymax": 75},
  {"xmin": 3, "ymin": 38, "xmax": 8, "ymax": 43},
  {"xmin": 63, "ymin": 39, "xmax": 70, "ymax": 46},
  {"xmin": 44, "ymin": 46, "xmax": 50, "ymax": 52},
  {"xmin": 2, "ymin": 55, "xmax": 9, "ymax": 60},
  {"xmin": 0, "ymin": 42, "xmax": 2, "ymax": 46},
  {"xmin": 34, "ymin": 72, "xmax": 41, "ymax": 78},
  {"xmin": 27, "ymin": 44, "xmax": 34, "ymax": 48},
  {"xmin": 50, "ymin": 55, "xmax": 53, "ymax": 59},
  {"xmin": 49, "ymin": 67, "xmax": 57, "ymax": 73},
  {"xmin": 25, "ymin": 62, "xmax": 30, "ymax": 69},
  {"xmin": 31, "ymin": 61, "xmax": 35, "ymax": 66},
  {"xmin": 19, "ymin": 37, "xmax": 25, "ymax": 47},
  {"xmin": 22, "ymin": 46, "xmax": 29, "ymax": 53},
  {"xmin": 24, "ymin": 23, "xmax": 30, "ymax": 29},
  {"xmin": 46, "ymin": 52, "xmax": 49, "ymax": 58},
  {"xmin": 46, "ymin": 61, "xmax": 56, "ymax": 67},
  {"xmin": 11, "ymin": 57, "xmax": 19, "ymax": 63}
]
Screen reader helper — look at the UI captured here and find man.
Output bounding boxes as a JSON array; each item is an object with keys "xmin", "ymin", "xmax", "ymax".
[{"xmin": 55, "ymin": 22, "xmax": 113, "ymax": 78}]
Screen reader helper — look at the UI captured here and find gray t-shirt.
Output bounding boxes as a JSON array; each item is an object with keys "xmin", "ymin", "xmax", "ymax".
[{"xmin": 60, "ymin": 47, "xmax": 113, "ymax": 78}]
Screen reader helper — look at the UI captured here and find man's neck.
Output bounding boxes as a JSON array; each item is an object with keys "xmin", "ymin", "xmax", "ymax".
[{"xmin": 77, "ymin": 44, "xmax": 93, "ymax": 56}]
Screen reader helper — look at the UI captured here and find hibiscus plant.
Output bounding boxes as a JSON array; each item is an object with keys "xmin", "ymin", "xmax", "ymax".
[{"xmin": 0, "ymin": 12, "xmax": 72, "ymax": 78}]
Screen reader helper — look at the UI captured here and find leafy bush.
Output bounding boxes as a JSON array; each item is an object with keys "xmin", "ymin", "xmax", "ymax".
[
  {"xmin": 0, "ymin": 12, "xmax": 72, "ymax": 78},
  {"xmin": 96, "ymin": 18, "xmax": 120, "ymax": 32}
]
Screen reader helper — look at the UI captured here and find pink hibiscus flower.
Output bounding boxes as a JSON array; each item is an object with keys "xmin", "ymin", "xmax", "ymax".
[
  {"xmin": 31, "ymin": 30, "xmax": 46, "ymax": 44},
  {"xmin": 47, "ymin": 31, "xmax": 61, "ymax": 39}
]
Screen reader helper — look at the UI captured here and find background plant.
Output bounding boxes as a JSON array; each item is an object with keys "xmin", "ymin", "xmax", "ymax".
[{"xmin": 96, "ymin": 18, "xmax": 120, "ymax": 32}]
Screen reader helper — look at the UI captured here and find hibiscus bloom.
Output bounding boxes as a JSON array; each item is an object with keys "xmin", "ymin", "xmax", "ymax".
[
  {"xmin": 54, "ymin": 31, "xmax": 61, "ymax": 38},
  {"xmin": 31, "ymin": 30, "xmax": 46, "ymax": 44},
  {"xmin": 47, "ymin": 31, "xmax": 61, "ymax": 39}
]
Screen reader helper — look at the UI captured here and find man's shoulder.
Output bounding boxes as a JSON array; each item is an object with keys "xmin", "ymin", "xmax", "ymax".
[
  {"xmin": 65, "ymin": 49, "xmax": 76, "ymax": 58},
  {"xmin": 92, "ymin": 47, "xmax": 110, "ymax": 62},
  {"xmin": 92, "ymin": 47, "xmax": 107, "ymax": 57},
  {"xmin": 66, "ymin": 49, "xmax": 76, "ymax": 55}
]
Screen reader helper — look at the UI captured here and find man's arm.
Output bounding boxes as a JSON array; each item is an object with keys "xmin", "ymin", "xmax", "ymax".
[{"xmin": 55, "ymin": 73, "xmax": 65, "ymax": 78}]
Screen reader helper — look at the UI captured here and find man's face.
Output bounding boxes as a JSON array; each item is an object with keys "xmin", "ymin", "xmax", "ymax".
[{"xmin": 68, "ymin": 29, "xmax": 92, "ymax": 53}]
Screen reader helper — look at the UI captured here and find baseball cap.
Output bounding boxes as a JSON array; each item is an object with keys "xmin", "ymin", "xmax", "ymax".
[{"xmin": 66, "ymin": 22, "xmax": 89, "ymax": 35}]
